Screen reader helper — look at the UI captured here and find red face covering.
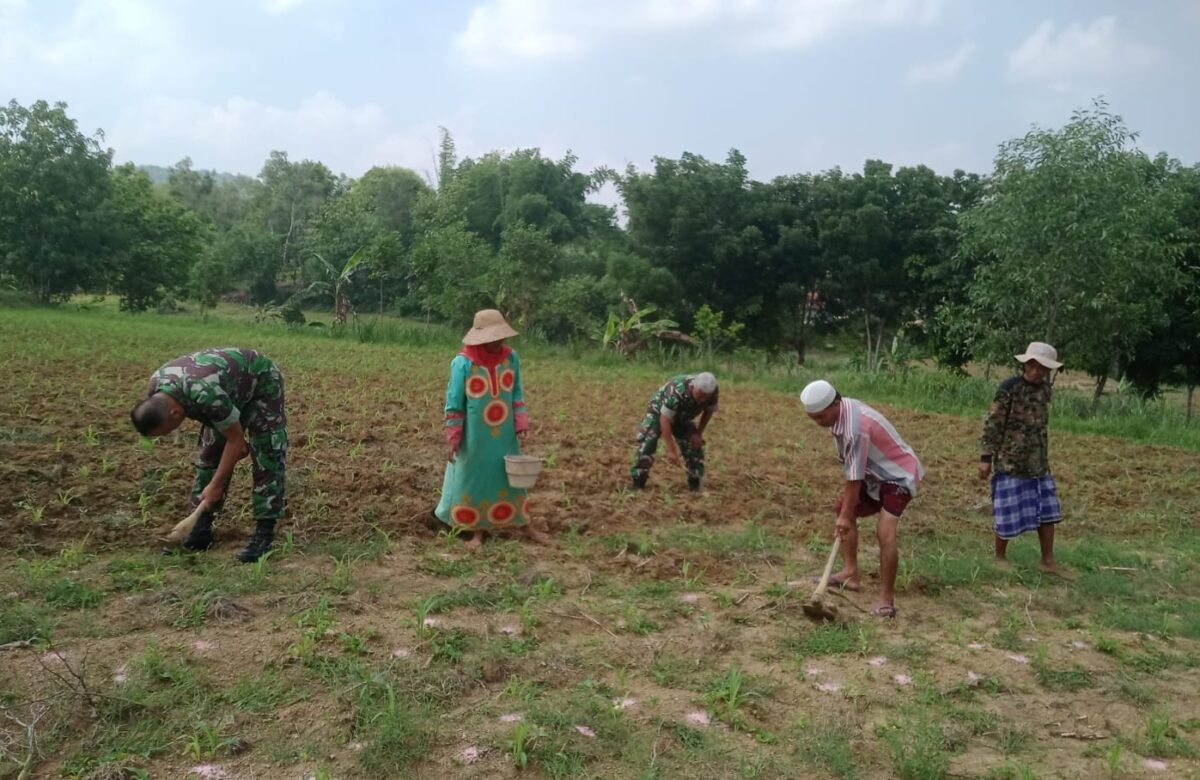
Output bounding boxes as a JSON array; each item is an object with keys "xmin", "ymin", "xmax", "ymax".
[{"xmin": 461, "ymin": 342, "xmax": 512, "ymax": 368}]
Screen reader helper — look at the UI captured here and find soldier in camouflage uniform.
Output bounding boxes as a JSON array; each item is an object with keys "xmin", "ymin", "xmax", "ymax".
[
  {"xmin": 979, "ymin": 341, "xmax": 1071, "ymax": 578},
  {"xmin": 130, "ymin": 348, "xmax": 288, "ymax": 563},
  {"xmin": 631, "ymin": 372, "xmax": 719, "ymax": 492}
]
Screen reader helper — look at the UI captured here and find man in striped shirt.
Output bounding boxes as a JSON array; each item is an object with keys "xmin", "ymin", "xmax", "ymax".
[{"xmin": 801, "ymin": 380, "xmax": 925, "ymax": 618}]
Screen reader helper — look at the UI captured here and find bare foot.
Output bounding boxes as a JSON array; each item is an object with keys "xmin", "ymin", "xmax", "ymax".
[
  {"xmin": 525, "ymin": 526, "xmax": 553, "ymax": 546},
  {"xmin": 812, "ymin": 570, "xmax": 862, "ymax": 591},
  {"xmin": 994, "ymin": 558, "xmax": 1015, "ymax": 572},
  {"xmin": 1039, "ymin": 562, "xmax": 1075, "ymax": 581},
  {"xmin": 465, "ymin": 532, "xmax": 484, "ymax": 553}
]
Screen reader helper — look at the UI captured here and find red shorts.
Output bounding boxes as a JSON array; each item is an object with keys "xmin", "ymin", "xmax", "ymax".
[{"xmin": 835, "ymin": 482, "xmax": 912, "ymax": 518}]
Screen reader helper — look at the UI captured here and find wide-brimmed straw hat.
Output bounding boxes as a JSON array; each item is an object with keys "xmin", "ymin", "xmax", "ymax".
[
  {"xmin": 462, "ymin": 309, "xmax": 519, "ymax": 346},
  {"xmin": 1014, "ymin": 341, "xmax": 1062, "ymax": 370}
]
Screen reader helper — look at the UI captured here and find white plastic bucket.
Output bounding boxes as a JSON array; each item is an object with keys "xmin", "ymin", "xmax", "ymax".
[{"xmin": 504, "ymin": 455, "xmax": 543, "ymax": 489}]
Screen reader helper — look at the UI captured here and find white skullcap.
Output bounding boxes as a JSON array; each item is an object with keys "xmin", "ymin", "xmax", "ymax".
[
  {"xmin": 692, "ymin": 372, "xmax": 717, "ymax": 394},
  {"xmin": 800, "ymin": 379, "xmax": 837, "ymax": 413}
]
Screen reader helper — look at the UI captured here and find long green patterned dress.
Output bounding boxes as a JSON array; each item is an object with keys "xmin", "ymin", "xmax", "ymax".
[{"xmin": 434, "ymin": 347, "xmax": 529, "ymax": 530}]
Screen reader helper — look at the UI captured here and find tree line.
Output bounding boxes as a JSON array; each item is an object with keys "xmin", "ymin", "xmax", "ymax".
[{"xmin": 1, "ymin": 98, "xmax": 1197, "ymax": 411}]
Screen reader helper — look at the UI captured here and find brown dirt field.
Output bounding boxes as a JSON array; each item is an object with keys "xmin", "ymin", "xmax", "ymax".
[{"xmin": 3, "ymin": 315, "xmax": 1200, "ymax": 779}]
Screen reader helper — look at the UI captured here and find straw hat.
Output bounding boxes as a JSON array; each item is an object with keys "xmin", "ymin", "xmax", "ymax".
[
  {"xmin": 1014, "ymin": 341, "xmax": 1062, "ymax": 370},
  {"xmin": 800, "ymin": 379, "xmax": 837, "ymax": 413},
  {"xmin": 462, "ymin": 309, "xmax": 518, "ymax": 345}
]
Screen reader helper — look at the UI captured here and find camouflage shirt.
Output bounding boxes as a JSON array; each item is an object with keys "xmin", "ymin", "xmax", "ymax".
[
  {"xmin": 647, "ymin": 375, "xmax": 720, "ymax": 425},
  {"xmin": 148, "ymin": 348, "xmax": 278, "ymax": 432},
  {"xmin": 980, "ymin": 375, "xmax": 1051, "ymax": 479}
]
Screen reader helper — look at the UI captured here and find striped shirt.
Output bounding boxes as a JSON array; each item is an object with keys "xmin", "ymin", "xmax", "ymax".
[{"xmin": 830, "ymin": 398, "xmax": 925, "ymax": 498}]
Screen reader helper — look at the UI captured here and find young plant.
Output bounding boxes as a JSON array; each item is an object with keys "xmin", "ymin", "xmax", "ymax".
[
  {"xmin": 17, "ymin": 499, "xmax": 45, "ymax": 524},
  {"xmin": 182, "ymin": 720, "xmax": 239, "ymax": 760},
  {"xmin": 680, "ymin": 560, "xmax": 705, "ymax": 589},
  {"xmin": 506, "ymin": 721, "xmax": 544, "ymax": 769}
]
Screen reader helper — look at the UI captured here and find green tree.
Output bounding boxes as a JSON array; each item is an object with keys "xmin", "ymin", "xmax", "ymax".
[
  {"xmin": 255, "ymin": 150, "xmax": 339, "ymax": 283},
  {"xmin": 908, "ymin": 169, "xmax": 985, "ymax": 371},
  {"xmin": 408, "ymin": 222, "xmax": 494, "ymax": 323},
  {"xmin": 438, "ymin": 147, "xmax": 609, "ymax": 246},
  {"xmin": 188, "ymin": 250, "xmax": 231, "ymax": 319},
  {"xmin": 489, "ymin": 222, "xmax": 562, "ymax": 326},
  {"xmin": 216, "ymin": 221, "xmax": 282, "ymax": 303},
  {"xmin": 167, "ymin": 158, "xmax": 261, "ymax": 231},
  {"xmin": 691, "ymin": 304, "xmax": 744, "ymax": 355},
  {"xmin": 619, "ymin": 150, "xmax": 776, "ymax": 340},
  {"xmin": 0, "ymin": 99, "xmax": 113, "ymax": 301},
  {"xmin": 1124, "ymin": 163, "xmax": 1200, "ymax": 417},
  {"xmin": 959, "ymin": 101, "xmax": 1185, "ymax": 409},
  {"xmin": 306, "ymin": 166, "xmax": 431, "ymax": 312},
  {"xmin": 102, "ymin": 164, "xmax": 208, "ymax": 312}
]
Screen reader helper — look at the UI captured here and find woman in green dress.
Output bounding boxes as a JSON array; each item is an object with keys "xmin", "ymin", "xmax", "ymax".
[{"xmin": 435, "ymin": 309, "xmax": 550, "ymax": 550}]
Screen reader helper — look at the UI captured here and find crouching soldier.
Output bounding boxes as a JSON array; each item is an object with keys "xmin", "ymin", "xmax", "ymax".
[
  {"xmin": 630, "ymin": 372, "xmax": 719, "ymax": 492},
  {"xmin": 130, "ymin": 348, "xmax": 288, "ymax": 563}
]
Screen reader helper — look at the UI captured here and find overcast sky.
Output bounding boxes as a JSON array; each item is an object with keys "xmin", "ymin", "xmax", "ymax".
[{"xmin": 3, "ymin": 0, "xmax": 1197, "ymax": 184}]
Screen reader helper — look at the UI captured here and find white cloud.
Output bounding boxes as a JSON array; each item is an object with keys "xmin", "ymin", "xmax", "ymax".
[
  {"xmin": 0, "ymin": 0, "xmax": 208, "ymax": 93},
  {"xmin": 454, "ymin": 0, "xmax": 944, "ymax": 66},
  {"xmin": 262, "ymin": 0, "xmax": 306, "ymax": 14},
  {"xmin": 108, "ymin": 92, "xmax": 456, "ymax": 178},
  {"xmin": 1007, "ymin": 17, "xmax": 1163, "ymax": 90},
  {"xmin": 904, "ymin": 41, "xmax": 974, "ymax": 85}
]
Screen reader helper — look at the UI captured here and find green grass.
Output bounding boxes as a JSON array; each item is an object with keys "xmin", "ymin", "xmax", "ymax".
[
  {"xmin": 0, "ymin": 600, "xmax": 53, "ymax": 645},
  {"xmin": 784, "ymin": 623, "xmax": 867, "ymax": 658},
  {"xmin": 226, "ymin": 669, "xmax": 302, "ymax": 712},
  {"xmin": 876, "ymin": 712, "xmax": 954, "ymax": 780},
  {"xmin": 354, "ymin": 674, "xmax": 435, "ymax": 775},
  {"xmin": 1138, "ymin": 709, "xmax": 1198, "ymax": 759},
  {"xmin": 793, "ymin": 716, "xmax": 860, "ymax": 779},
  {"xmin": 660, "ymin": 523, "xmax": 791, "ymax": 560}
]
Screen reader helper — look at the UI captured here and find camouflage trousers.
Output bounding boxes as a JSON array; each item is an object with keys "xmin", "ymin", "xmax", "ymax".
[
  {"xmin": 631, "ymin": 411, "xmax": 705, "ymax": 482},
  {"xmin": 190, "ymin": 366, "xmax": 288, "ymax": 521}
]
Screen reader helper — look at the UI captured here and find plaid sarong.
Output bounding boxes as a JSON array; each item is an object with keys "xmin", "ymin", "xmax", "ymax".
[{"xmin": 991, "ymin": 473, "xmax": 1061, "ymax": 539}]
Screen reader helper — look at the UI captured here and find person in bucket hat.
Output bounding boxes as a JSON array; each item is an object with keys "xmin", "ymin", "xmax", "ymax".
[
  {"xmin": 433, "ymin": 310, "xmax": 551, "ymax": 550},
  {"xmin": 800, "ymin": 379, "xmax": 925, "ymax": 618},
  {"xmin": 979, "ymin": 341, "xmax": 1072, "ymax": 578}
]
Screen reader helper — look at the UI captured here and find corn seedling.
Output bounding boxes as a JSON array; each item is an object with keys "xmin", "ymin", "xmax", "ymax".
[
  {"xmin": 413, "ymin": 596, "xmax": 439, "ymax": 640},
  {"xmin": 17, "ymin": 499, "xmax": 46, "ymax": 525},
  {"xmin": 506, "ymin": 721, "xmax": 544, "ymax": 769},
  {"xmin": 137, "ymin": 492, "xmax": 153, "ymax": 525},
  {"xmin": 681, "ymin": 561, "xmax": 705, "ymax": 588},
  {"xmin": 182, "ymin": 720, "xmax": 238, "ymax": 760}
]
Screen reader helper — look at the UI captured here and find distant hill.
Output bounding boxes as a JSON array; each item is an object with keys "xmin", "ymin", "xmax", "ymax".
[{"xmin": 138, "ymin": 164, "xmax": 241, "ymax": 185}]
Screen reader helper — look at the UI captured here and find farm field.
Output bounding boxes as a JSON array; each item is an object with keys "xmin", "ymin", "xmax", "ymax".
[{"xmin": 2, "ymin": 307, "xmax": 1200, "ymax": 780}]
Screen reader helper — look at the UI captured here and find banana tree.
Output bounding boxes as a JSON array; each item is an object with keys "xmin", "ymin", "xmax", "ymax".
[
  {"xmin": 304, "ymin": 247, "xmax": 369, "ymax": 325},
  {"xmin": 599, "ymin": 296, "xmax": 691, "ymax": 357}
]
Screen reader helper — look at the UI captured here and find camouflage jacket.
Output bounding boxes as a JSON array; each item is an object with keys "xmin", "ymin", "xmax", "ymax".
[
  {"xmin": 980, "ymin": 375, "xmax": 1051, "ymax": 478},
  {"xmin": 647, "ymin": 375, "xmax": 719, "ymax": 426},
  {"xmin": 148, "ymin": 348, "xmax": 280, "ymax": 432}
]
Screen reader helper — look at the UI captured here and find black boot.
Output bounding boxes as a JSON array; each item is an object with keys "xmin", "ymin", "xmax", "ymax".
[
  {"xmin": 163, "ymin": 511, "xmax": 214, "ymax": 555},
  {"xmin": 236, "ymin": 519, "xmax": 276, "ymax": 563},
  {"xmin": 631, "ymin": 473, "xmax": 648, "ymax": 491},
  {"xmin": 687, "ymin": 476, "xmax": 703, "ymax": 493}
]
